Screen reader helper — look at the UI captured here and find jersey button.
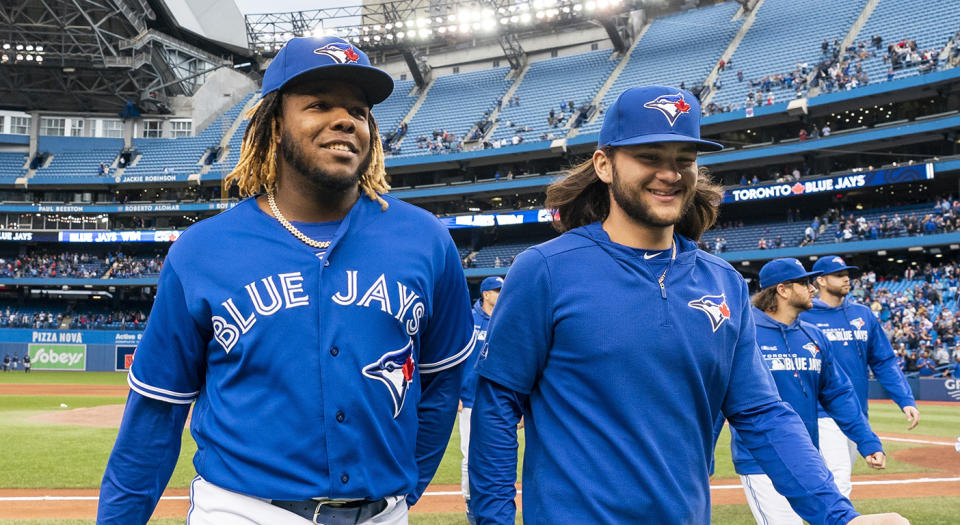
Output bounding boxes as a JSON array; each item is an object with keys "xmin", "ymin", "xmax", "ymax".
[
  {"xmin": 336, "ymin": 410, "xmax": 345, "ymax": 423},
  {"xmin": 330, "ymin": 346, "xmax": 339, "ymax": 356},
  {"xmin": 340, "ymin": 473, "xmax": 349, "ymax": 484}
]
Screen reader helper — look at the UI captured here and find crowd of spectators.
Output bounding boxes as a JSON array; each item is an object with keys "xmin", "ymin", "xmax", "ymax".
[
  {"xmin": 848, "ymin": 262, "xmax": 960, "ymax": 378},
  {"xmin": 0, "ymin": 307, "xmax": 149, "ymax": 330},
  {"xmin": 815, "ymin": 35, "xmax": 941, "ymax": 95},
  {"xmin": 411, "ymin": 129, "xmax": 463, "ymax": 154},
  {"xmin": 0, "ymin": 251, "xmax": 163, "ymax": 279}
]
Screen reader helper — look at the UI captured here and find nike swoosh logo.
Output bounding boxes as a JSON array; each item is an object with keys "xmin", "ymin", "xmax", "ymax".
[{"xmin": 644, "ymin": 251, "xmax": 663, "ymax": 260}]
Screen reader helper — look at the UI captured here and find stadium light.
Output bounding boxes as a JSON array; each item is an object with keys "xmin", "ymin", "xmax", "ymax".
[
  {"xmin": 0, "ymin": 54, "xmax": 7, "ymax": 63},
  {"xmin": 15, "ymin": 54, "xmax": 22, "ymax": 60},
  {"xmin": 1, "ymin": 43, "xmax": 8, "ymax": 50},
  {"xmin": 15, "ymin": 44, "xmax": 23, "ymax": 50}
]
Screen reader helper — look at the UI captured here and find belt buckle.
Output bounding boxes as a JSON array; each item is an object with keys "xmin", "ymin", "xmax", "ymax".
[{"xmin": 312, "ymin": 499, "xmax": 354, "ymax": 525}]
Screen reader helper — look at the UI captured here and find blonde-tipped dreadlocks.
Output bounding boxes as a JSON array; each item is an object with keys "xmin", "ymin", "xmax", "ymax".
[{"xmin": 223, "ymin": 91, "xmax": 391, "ymax": 210}]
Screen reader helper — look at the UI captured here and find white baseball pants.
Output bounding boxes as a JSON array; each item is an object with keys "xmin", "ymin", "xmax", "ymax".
[
  {"xmin": 186, "ymin": 476, "xmax": 408, "ymax": 525},
  {"xmin": 459, "ymin": 407, "xmax": 472, "ymax": 501},
  {"xmin": 740, "ymin": 473, "xmax": 803, "ymax": 525},
  {"xmin": 817, "ymin": 417, "xmax": 859, "ymax": 498}
]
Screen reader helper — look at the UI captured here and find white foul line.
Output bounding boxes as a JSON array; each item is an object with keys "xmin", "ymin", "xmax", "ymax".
[
  {"xmin": 878, "ymin": 435, "xmax": 956, "ymax": 446},
  {"xmin": 710, "ymin": 477, "xmax": 960, "ymax": 490}
]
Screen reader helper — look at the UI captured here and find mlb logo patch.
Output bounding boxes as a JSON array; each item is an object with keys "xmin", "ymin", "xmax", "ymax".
[
  {"xmin": 314, "ymin": 42, "xmax": 360, "ymax": 64},
  {"xmin": 643, "ymin": 93, "xmax": 691, "ymax": 126}
]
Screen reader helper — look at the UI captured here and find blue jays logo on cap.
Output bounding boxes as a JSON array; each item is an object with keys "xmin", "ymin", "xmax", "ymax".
[
  {"xmin": 802, "ymin": 342, "xmax": 820, "ymax": 357},
  {"xmin": 688, "ymin": 293, "xmax": 731, "ymax": 332},
  {"xmin": 643, "ymin": 93, "xmax": 692, "ymax": 127},
  {"xmin": 313, "ymin": 42, "xmax": 360, "ymax": 64},
  {"xmin": 850, "ymin": 317, "xmax": 866, "ymax": 329},
  {"xmin": 362, "ymin": 338, "xmax": 415, "ymax": 418}
]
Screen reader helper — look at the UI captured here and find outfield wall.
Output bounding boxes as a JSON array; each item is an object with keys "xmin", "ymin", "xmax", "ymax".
[
  {"xmin": 869, "ymin": 378, "xmax": 960, "ymax": 403},
  {"xmin": 0, "ymin": 329, "xmax": 141, "ymax": 372}
]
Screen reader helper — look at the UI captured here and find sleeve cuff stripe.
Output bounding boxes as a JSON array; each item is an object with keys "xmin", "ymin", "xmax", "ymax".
[
  {"xmin": 420, "ymin": 329, "xmax": 478, "ymax": 374},
  {"xmin": 128, "ymin": 381, "xmax": 196, "ymax": 405},
  {"xmin": 127, "ymin": 371, "xmax": 198, "ymax": 401}
]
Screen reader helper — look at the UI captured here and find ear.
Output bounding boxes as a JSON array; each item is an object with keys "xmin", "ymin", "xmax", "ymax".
[{"xmin": 594, "ymin": 149, "xmax": 613, "ymax": 184}]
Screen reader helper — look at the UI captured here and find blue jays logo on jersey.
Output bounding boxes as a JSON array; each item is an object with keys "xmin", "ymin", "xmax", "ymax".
[
  {"xmin": 688, "ymin": 294, "xmax": 731, "ymax": 332},
  {"xmin": 362, "ymin": 338, "xmax": 415, "ymax": 418},
  {"xmin": 849, "ymin": 317, "xmax": 865, "ymax": 330},
  {"xmin": 314, "ymin": 42, "xmax": 360, "ymax": 64},
  {"xmin": 643, "ymin": 93, "xmax": 692, "ymax": 126},
  {"xmin": 802, "ymin": 341, "xmax": 820, "ymax": 357}
]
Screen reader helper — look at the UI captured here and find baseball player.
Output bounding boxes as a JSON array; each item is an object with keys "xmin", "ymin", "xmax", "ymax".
[
  {"xmin": 98, "ymin": 36, "xmax": 475, "ymax": 525},
  {"xmin": 22, "ymin": 353, "xmax": 30, "ymax": 373},
  {"xmin": 800, "ymin": 256, "xmax": 918, "ymax": 497},
  {"xmin": 460, "ymin": 276, "xmax": 503, "ymax": 524},
  {"xmin": 468, "ymin": 86, "xmax": 907, "ymax": 525},
  {"xmin": 731, "ymin": 258, "xmax": 886, "ymax": 524},
  {"xmin": 2, "ymin": 353, "xmax": 9, "ymax": 372}
]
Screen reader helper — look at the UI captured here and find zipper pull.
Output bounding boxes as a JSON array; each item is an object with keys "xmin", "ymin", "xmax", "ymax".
[{"xmin": 659, "ymin": 280, "xmax": 667, "ymax": 299}]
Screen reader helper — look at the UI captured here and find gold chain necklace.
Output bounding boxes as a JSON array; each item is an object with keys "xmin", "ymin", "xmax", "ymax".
[{"xmin": 266, "ymin": 193, "xmax": 332, "ymax": 249}]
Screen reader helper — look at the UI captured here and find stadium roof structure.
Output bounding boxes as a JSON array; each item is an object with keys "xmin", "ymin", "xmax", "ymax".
[
  {"xmin": 244, "ymin": 0, "xmax": 719, "ymax": 87},
  {"xmin": 0, "ymin": 0, "xmax": 252, "ymax": 114}
]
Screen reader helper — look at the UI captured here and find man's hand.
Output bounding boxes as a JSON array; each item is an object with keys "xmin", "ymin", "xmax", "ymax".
[
  {"xmin": 903, "ymin": 406, "xmax": 919, "ymax": 430},
  {"xmin": 848, "ymin": 513, "xmax": 909, "ymax": 524},
  {"xmin": 864, "ymin": 451, "xmax": 886, "ymax": 469}
]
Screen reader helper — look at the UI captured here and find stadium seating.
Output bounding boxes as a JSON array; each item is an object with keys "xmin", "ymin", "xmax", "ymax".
[
  {"xmin": 372, "ymin": 79, "xmax": 418, "ymax": 135},
  {"xmin": 842, "ymin": 0, "xmax": 960, "ymax": 87},
  {"xmin": 579, "ymin": 1, "xmax": 743, "ymax": 134},
  {"xmin": 394, "ymin": 66, "xmax": 514, "ymax": 156},
  {"xmin": 710, "ymin": 0, "xmax": 870, "ymax": 109},
  {"xmin": 33, "ymin": 137, "xmax": 124, "ymax": 178},
  {"xmin": 0, "ymin": 152, "xmax": 27, "ymax": 180},
  {"xmin": 128, "ymin": 92, "xmax": 258, "ymax": 179},
  {"xmin": 213, "ymin": 92, "xmax": 261, "ymax": 175},
  {"xmin": 488, "ymin": 49, "xmax": 619, "ymax": 144}
]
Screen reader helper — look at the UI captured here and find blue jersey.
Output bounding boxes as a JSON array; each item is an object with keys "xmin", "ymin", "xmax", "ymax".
[
  {"xmin": 800, "ymin": 298, "xmax": 915, "ymax": 416},
  {"xmin": 470, "ymin": 223, "xmax": 857, "ymax": 525},
  {"xmin": 730, "ymin": 308, "xmax": 882, "ymax": 475},
  {"xmin": 104, "ymin": 195, "xmax": 474, "ymax": 504},
  {"xmin": 460, "ymin": 299, "xmax": 491, "ymax": 408}
]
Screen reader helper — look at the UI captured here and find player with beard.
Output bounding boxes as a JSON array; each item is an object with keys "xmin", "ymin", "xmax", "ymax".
[
  {"xmin": 467, "ymin": 86, "xmax": 907, "ymax": 525},
  {"xmin": 730, "ymin": 258, "xmax": 886, "ymax": 525},
  {"xmin": 800, "ymin": 256, "xmax": 918, "ymax": 498},
  {"xmin": 98, "ymin": 36, "xmax": 474, "ymax": 525}
]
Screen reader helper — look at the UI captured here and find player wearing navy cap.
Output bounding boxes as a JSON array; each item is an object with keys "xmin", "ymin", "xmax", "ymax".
[
  {"xmin": 800, "ymin": 256, "xmax": 918, "ymax": 498},
  {"xmin": 460, "ymin": 276, "xmax": 503, "ymax": 525},
  {"xmin": 468, "ymin": 86, "xmax": 907, "ymax": 525},
  {"xmin": 731, "ymin": 258, "xmax": 886, "ymax": 524},
  {"xmin": 98, "ymin": 36, "xmax": 475, "ymax": 525}
]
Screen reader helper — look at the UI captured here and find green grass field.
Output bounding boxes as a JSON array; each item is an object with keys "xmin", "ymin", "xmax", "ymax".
[{"xmin": 1, "ymin": 372, "xmax": 959, "ymax": 524}]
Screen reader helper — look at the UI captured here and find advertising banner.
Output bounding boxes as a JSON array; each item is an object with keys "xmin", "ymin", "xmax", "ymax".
[{"xmin": 28, "ymin": 343, "xmax": 87, "ymax": 371}]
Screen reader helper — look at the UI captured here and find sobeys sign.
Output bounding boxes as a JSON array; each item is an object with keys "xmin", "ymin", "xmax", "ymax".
[{"xmin": 28, "ymin": 344, "xmax": 86, "ymax": 370}]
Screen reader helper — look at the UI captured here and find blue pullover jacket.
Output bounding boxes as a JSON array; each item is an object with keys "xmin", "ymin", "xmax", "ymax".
[
  {"xmin": 460, "ymin": 299, "xmax": 491, "ymax": 408},
  {"xmin": 800, "ymin": 298, "xmax": 915, "ymax": 417},
  {"xmin": 470, "ymin": 223, "xmax": 859, "ymax": 525},
  {"xmin": 731, "ymin": 308, "xmax": 883, "ymax": 475}
]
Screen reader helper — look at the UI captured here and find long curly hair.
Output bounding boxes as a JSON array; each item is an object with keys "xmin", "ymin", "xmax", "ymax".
[
  {"xmin": 544, "ymin": 146, "xmax": 722, "ymax": 241},
  {"xmin": 223, "ymin": 91, "xmax": 390, "ymax": 210}
]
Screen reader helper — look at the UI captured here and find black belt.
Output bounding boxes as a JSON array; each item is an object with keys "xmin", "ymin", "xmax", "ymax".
[{"xmin": 270, "ymin": 497, "xmax": 389, "ymax": 525}]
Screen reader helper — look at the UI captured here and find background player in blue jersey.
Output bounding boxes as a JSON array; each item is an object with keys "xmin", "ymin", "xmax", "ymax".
[
  {"xmin": 468, "ymin": 85, "xmax": 907, "ymax": 525},
  {"xmin": 98, "ymin": 36, "xmax": 475, "ymax": 525},
  {"xmin": 800, "ymin": 256, "xmax": 918, "ymax": 498},
  {"xmin": 731, "ymin": 258, "xmax": 886, "ymax": 524},
  {"xmin": 460, "ymin": 275, "xmax": 502, "ymax": 525}
]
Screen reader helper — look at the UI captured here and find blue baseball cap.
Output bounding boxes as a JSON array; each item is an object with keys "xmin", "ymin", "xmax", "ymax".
[
  {"xmin": 599, "ymin": 86, "xmax": 723, "ymax": 151},
  {"xmin": 758, "ymin": 258, "xmax": 822, "ymax": 289},
  {"xmin": 480, "ymin": 276, "xmax": 504, "ymax": 292},
  {"xmin": 262, "ymin": 36, "xmax": 394, "ymax": 105},
  {"xmin": 812, "ymin": 255, "xmax": 859, "ymax": 276}
]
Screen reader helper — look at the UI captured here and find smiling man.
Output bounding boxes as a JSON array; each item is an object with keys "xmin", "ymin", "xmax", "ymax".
[
  {"xmin": 98, "ymin": 37, "xmax": 474, "ymax": 525},
  {"xmin": 467, "ymin": 86, "xmax": 908, "ymax": 525}
]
